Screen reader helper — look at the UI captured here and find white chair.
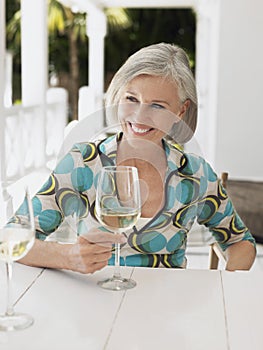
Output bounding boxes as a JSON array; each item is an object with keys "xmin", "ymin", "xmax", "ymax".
[{"xmin": 58, "ymin": 114, "xmax": 120, "ymax": 161}]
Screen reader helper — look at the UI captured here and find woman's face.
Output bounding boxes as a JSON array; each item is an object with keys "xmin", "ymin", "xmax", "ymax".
[{"xmin": 118, "ymin": 74, "xmax": 189, "ymax": 147}]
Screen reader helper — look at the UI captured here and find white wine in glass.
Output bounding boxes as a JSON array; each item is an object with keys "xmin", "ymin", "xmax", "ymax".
[
  {"xmin": 95, "ymin": 166, "xmax": 141, "ymax": 290},
  {"xmin": 0, "ymin": 182, "xmax": 35, "ymax": 331}
]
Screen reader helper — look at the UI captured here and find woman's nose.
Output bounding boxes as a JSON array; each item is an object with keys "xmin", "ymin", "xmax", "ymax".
[{"xmin": 132, "ymin": 104, "xmax": 152, "ymax": 125}]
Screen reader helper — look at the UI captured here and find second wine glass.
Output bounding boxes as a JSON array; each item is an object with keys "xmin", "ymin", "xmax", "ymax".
[
  {"xmin": 95, "ymin": 166, "xmax": 141, "ymax": 291},
  {"xmin": 0, "ymin": 182, "xmax": 35, "ymax": 331}
]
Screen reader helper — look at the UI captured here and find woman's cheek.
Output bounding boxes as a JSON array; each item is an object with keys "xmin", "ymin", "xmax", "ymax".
[{"xmin": 118, "ymin": 103, "xmax": 137, "ymax": 122}]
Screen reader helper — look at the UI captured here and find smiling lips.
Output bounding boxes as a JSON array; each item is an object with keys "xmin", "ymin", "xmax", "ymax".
[{"xmin": 129, "ymin": 122, "xmax": 154, "ymax": 135}]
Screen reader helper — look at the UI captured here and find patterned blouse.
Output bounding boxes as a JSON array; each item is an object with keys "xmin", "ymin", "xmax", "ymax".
[{"xmin": 23, "ymin": 133, "xmax": 255, "ymax": 268}]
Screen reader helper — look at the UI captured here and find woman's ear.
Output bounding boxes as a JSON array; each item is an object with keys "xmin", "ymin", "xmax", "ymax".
[{"xmin": 178, "ymin": 99, "xmax": 190, "ymax": 119}]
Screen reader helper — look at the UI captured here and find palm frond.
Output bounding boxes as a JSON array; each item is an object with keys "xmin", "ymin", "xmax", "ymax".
[
  {"xmin": 73, "ymin": 14, "xmax": 87, "ymax": 41},
  {"xmin": 48, "ymin": 0, "xmax": 68, "ymax": 33},
  {"xmin": 48, "ymin": 7, "xmax": 66, "ymax": 33},
  {"xmin": 106, "ymin": 8, "xmax": 132, "ymax": 30},
  {"xmin": 6, "ymin": 10, "xmax": 21, "ymax": 45}
]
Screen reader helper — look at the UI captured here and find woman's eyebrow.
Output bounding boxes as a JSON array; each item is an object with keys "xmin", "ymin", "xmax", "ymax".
[
  {"xmin": 124, "ymin": 91, "xmax": 171, "ymax": 106},
  {"xmin": 152, "ymin": 99, "xmax": 171, "ymax": 106},
  {"xmin": 125, "ymin": 90, "xmax": 137, "ymax": 95}
]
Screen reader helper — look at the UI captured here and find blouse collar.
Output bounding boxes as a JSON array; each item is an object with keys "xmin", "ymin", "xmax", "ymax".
[{"xmin": 98, "ymin": 132, "xmax": 186, "ymax": 174}]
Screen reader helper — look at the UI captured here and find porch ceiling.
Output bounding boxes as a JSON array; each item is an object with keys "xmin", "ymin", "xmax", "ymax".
[{"xmin": 59, "ymin": 0, "xmax": 197, "ymax": 12}]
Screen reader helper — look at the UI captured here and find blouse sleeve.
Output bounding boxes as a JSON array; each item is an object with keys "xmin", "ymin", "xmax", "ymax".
[
  {"xmin": 28, "ymin": 144, "xmax": 93, "ymax": 240},
  {"xmin": 196, "ymin": 160, "xmax": 256, "ymax": 251}
]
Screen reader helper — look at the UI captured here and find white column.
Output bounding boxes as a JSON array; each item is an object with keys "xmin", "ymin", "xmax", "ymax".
[
  {"xmin": 86, "ymin": 7, "xmax": 107, "ymax": 116},
  {"xmin": 0, "ymin": 0, "xmax": 6, "ymax": 182},
  {"xmin": 21, "ymin": 0, "xmax": 48, "ymax": 106},
  {"xmin": 215, "ymin": 0, "xmax": 263, "ymax": 180},
  {"xmin": 78, "ymin": 86, "xmax": 95, "ymax": 120},
  {"xmin": 21, "ymin": 0, "xmax": 48, "ymax": 167},
  {"xmin": 194, "ymin": 0, "xmax": 221, "ymax": 168}
]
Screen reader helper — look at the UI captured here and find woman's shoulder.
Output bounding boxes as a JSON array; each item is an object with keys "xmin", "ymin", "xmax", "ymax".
[
  {"xmin": 165, "ymin": 139, "xmax": 204, "ymax": 164},
  {"xmin": 69, "ymin": 141, "xmax": 100, "ymax": 160},
  {"xmin": 67, "ymin": 134, "xmax": 118, "ymax": 163},
  {"xmin": 165, "ymin": 140, "xmax": 217, "ymax": 178}
]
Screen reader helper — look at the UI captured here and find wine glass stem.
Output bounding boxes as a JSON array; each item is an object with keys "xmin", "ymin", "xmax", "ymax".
[
  {"xmin": 6, "ymin": 261, "xmax": 14, "ymax": 316},
  {"xmin": 113, "ymin": 242, "xmax": 121, "ymax": 279}
]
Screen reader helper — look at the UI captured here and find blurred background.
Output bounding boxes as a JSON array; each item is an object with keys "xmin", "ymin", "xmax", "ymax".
[
  {"xmin": 1, "ymin": 0, "xmax": 263, "ymax": 182},
  {"xmin": 0, "ymin": 0, "xmax": 262, "ymax": 258}
]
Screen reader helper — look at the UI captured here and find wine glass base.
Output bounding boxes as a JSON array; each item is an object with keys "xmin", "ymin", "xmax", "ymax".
[
  {"xmin": 98, "ymin": 276, "xmax": 136, "ymax": 291},
  {"xmin": 0, "ymin": 312, "xmax": 34, "ymax": 331}
]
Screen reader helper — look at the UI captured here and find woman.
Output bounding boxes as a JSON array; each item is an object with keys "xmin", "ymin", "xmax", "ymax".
[{"xmin": 19, "ymin": 43, "xmax": 256, "ymax": 272}]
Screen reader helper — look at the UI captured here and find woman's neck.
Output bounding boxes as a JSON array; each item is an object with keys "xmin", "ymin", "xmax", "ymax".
[
  {"xmin": 116, "ymin": 137, "xmax": 167, "ymax": 218},
  {"xmin": 116, "ymin": 137, "xmax": 167, "ymax": 171}
]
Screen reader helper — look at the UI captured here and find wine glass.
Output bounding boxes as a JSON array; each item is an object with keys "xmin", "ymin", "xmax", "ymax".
[
  {"xmin": 0, "ymin": 181, "xmax": 35, "ymax": 331},
  {"xmin": 45, "ymin": 212, "xmax": 78, "ymax": 244},
  {"xmin": 95, "ymin": 166, "xmax": 141, "ymax": 291}
]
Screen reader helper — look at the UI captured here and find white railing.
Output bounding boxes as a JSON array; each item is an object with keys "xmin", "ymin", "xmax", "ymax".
[{"xmin": 1, "ymin": 88, "xmax": 68, "ymax": 182}]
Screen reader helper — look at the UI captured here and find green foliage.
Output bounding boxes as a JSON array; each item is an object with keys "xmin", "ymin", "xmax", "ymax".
[
  {"xmin": 48, "ymin": 0, "xmax": 67, "ymax": 33},
  {"xmin": 105, "ymin": 8, "xmax": 196, "ymax": 78},
  {"xmin": 6, "ymin": 1, "xmax": 196, "ymax": 107},
  {"xmin": 106, "ymin": 8, "xmax": 132, "ymax": 29},
  {"xmin": 6, "ymin": 0, "xmax": 20, "ymax": 22}
]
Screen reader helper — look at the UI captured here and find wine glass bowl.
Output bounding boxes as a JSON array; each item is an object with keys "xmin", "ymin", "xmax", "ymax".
[
  {"xmin": 0, "ymin": 182, "xmax": 35, "ymax": 331},
  {"xmin": 95, "ymin": 166, "xmax": 141, "ymax": 291}
]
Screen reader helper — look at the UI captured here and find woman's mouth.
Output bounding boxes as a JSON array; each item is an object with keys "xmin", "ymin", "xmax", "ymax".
[{"xmin": 129, "ymin": 123, "xmax": 154, "ymax": 135}]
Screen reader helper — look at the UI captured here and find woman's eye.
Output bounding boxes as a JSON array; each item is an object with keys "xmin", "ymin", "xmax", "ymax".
[
  {"xmin": 151, "ymin": 103, "xmax": 165, "ymax": 109},
  {"xmin": 126, "ymin": 95, "xmax": 138, "ymax": 103}
]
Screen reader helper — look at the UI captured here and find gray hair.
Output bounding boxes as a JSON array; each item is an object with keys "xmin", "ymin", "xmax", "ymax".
[{"xmin": 105, "ymin": 42, "xmax": 198, "ymax": 144}]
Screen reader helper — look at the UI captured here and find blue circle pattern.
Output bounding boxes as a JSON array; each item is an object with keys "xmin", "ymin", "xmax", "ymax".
[
  {"xmin": 166, "ymin": 230, "xmax": 186, "ymax": 252},
  {"xmin": 16, "ymin": 198, "xmax": 29, "ymax": 216},
  {"xmin": 140, "ymin": 231, "xmax": 167, "ymax": 253},
  {"xmin": 32, "ymin": 197, "xmax": 42, "ymax": 216},
  {"xmin": 166, "ymin": 186, "xmax": 176, "ymax": 210},
  {"xmin": 202, "ymin": 161, "xmax": 217, "ymax": 182},
  {"xmin": 175, "ymin": 178, "xmax": 199, "ymax": 204},
  {"xmin": 199, "ymin": 175, "xmax": 208, "ymax": 197},
  {"xmin": 39, "ymin": 209, "xmax": 62, "ymax": 233},
  {"xmin": 54, "ymin": 154, "xmax": 74, "ymax": 174},
  {"xmin": 71, "ymin": 167, "xmax": 93, "ymax": 192},
  {"xmin": 182, "ymin": 154, "xmax": 201, "ymax": 175}
]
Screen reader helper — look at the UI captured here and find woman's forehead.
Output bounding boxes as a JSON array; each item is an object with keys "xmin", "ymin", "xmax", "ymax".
[{"xmin": 123, "ymin": 75, "xmax": 180, "ymax": 101}]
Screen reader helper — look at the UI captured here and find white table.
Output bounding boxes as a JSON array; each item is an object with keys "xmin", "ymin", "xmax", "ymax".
[
  {"xmin": 0, "ymin": 264, "xmax": 262, "ymax": 350},
  {"xmin": 221, "ymin": 271, "xmax": 263, "ymax": 350}
]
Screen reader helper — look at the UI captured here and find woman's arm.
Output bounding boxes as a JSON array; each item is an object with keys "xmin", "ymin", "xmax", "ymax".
[
  {"xmin": 195, "ymin": 159, "xmax": 256, "ymax": 271},
  {"xmin": 225, "ymin": 240, "xmax": 256, "ymax": 271},
  {"xmin": 19, "ymin": 230, "xmax": 126, "ymax": 274}
]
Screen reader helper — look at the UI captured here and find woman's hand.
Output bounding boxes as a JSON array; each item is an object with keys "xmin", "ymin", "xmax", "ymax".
[
  {"xmin": 66, "ymin": 230, "xmax": 127, "ymax": 274},
  {"xmin": 19, "ymin": 229, "xmax": 127, "ymax": 274}
]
